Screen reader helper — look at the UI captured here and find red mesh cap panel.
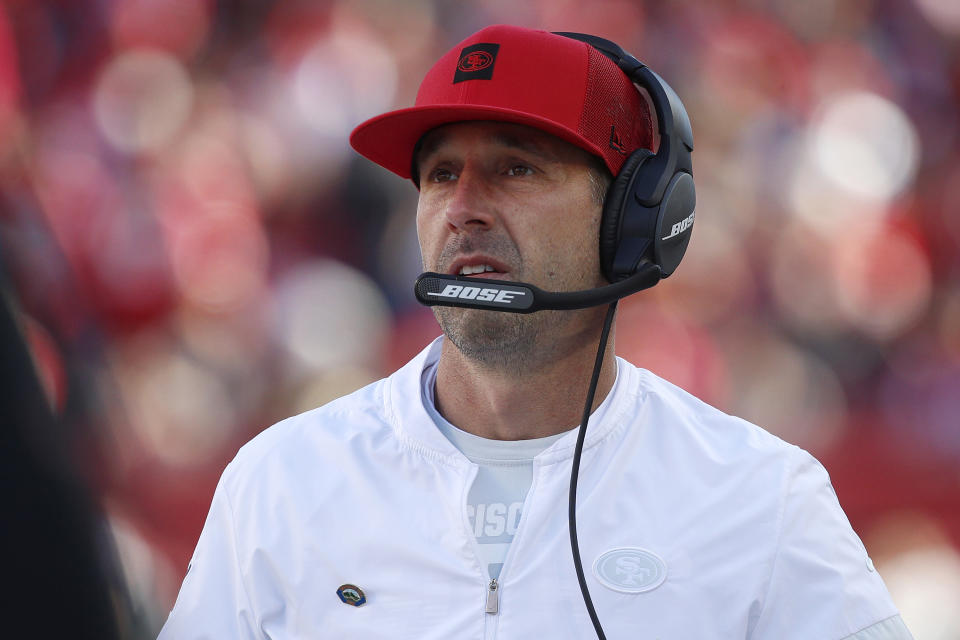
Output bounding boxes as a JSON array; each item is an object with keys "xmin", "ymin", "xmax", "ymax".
[{"xmin": 579, "ymin": 46, "xmax": 654, "ymax": 176}]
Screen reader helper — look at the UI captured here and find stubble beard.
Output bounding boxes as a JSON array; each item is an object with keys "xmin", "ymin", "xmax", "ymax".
[
  {"xmin": 429, "ymin": 233, "xmax": 575, "ymax": 372},
  {"xmin": 431, "ymin": 243, "xmax": 603, "ymax": 372},
  {"xmin": 434, "ymin": 304, "xmax": 570, "ymax": 371}
]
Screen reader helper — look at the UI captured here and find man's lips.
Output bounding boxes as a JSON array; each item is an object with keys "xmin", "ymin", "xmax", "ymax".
[{"xmin": 446, "ymin": 255, "xmax": 513, "ymax": 279}]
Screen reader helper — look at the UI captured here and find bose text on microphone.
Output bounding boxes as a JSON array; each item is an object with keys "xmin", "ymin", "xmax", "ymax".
[{"xmin": 415, "ymin": 263, "xmax": 663, "ymax": 313}]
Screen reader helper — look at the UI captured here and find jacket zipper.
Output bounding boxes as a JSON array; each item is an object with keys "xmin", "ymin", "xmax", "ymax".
[
  {"xmin": 478, "ymin": 458, "xmax": 544, "ymax": 637},
  {"xmin": 485, "ymin": 578, "xmax": 499, "ymax": 614}
]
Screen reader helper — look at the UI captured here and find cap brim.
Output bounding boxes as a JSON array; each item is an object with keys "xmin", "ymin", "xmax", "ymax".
[{"xmin": 349, "ymin": 104, "xmax": 605, "ymax": 181}]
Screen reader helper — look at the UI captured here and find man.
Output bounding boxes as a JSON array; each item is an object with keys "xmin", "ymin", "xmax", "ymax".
[{"xmin": 159, "ymin": 25, "xmax": 911, "ymax": 639}]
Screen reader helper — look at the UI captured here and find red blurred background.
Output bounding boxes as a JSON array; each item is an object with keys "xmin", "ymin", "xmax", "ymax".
[{"xmin": 0, "ymin": 0, "xmax": 958, "ymax": 636}]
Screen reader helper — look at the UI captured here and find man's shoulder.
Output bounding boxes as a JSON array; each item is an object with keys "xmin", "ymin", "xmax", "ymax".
[
  {"xmin": 220, "ymin": 340, "xmax": 443, "ymax": 492},
  {"xmin": 621, "ymin": 359, "xmax": 801, "ymax": 467},
  {"xmin": 221, "ymin": 375, "xmax": 394, "ymax": 486}
]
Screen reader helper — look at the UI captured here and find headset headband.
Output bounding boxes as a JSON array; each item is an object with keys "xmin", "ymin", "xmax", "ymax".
[{"xmin": 553, "ymin": 32, "xmax": 694, "ymax": 202}]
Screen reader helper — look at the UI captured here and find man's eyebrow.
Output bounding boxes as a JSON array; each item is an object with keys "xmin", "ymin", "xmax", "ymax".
[{"xmin": 490, "ymin": 132, "xmax": 561, "ymax": 161}]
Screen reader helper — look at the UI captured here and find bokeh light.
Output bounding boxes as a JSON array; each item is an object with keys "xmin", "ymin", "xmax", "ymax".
[
  {"xmin": 886, "ymin": 545, "xmax": 960, "ymax": 638},
  {"xmin": 293, "ymin": 31, "xmax": 398, "ymax": 141},
  {"xmin": 770, "ymin": 221, "xmax": 849, "ymax": 335},
  {"xmin": 769, "ymin": 218, "xmax": 933, "ymax": 343},
  {"xmin": 168, "ymin": 213, "xmax": 269, "ymax": 312},
  {"xmin": 810, "ymin": 91, "xmax": 919, "ymax": 202},
  {"xmin": 110, "ymin": 333, "xmax": 240, "ymax": 468},
  {"xmin": 833, "ymin": 224, "xmax": 932, "ymax": 341},
  {"xmin": 868, "ymin": 512, "xmax": 960, "ymax": 639},
  {"xmin": 912, "ymin": 0, "xmax": 960, "ymax": 35},
  {"xmin": 273, "ymin": 259, "xmax": 391, "ymax": 371},
  {"xmin": 93, "ymin": 49, "xmax": 194, "ymax": 154},
  {"xmin": 787, "ymin": 90, "xmax": 919, "ymax": 237}
]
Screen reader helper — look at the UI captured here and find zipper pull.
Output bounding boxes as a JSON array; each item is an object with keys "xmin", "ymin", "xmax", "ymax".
[{"xmin": 485, "ymin": 579, "xmax": 499, "ymax": 614}]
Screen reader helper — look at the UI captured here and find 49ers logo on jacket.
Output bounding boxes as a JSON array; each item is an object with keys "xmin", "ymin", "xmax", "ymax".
[{"xmin": 453, "ymin": 43, "xmax": 500, "ymax": 83}]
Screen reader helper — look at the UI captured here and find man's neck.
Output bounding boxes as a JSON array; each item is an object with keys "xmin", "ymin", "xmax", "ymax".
[{"xmin": 433, "ymin": 333, "xmax": 618, "ymax": 441}]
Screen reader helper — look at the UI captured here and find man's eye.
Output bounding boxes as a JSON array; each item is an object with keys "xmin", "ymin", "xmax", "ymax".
[
  {"xmin": 506, "ymin": 165, "xmax": 534, "ymax": 177},
  {"xmin": 506, "ymin": 165, "xmax": 533, "ymax": 176},
  {"xmin": 429, "ymin": 167, "xmax": 456, "ymax": 183}
]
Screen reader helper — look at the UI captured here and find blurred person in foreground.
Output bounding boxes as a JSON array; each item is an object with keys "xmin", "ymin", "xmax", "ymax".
[{"xmin": 159, "ymin": 25, "xmax": 911, "ymax": 639}]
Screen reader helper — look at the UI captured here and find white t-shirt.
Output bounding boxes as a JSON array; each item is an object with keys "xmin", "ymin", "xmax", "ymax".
[{"xmin": 422, "ymin": 361, "xmax": 582, "ymax": 578}]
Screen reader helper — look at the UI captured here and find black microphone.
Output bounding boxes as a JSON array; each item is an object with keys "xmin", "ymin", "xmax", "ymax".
[{"xmin": 414, "ymin": 263, "xmax": 663, "ymax": 313}]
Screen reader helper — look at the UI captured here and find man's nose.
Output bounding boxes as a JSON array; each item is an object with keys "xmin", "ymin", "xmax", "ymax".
[{"xmin": 444, "ymin": 168, "xmax": 495, "ymax": 232}]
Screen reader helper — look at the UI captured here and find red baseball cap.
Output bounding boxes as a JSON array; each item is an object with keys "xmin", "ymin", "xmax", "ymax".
[{"xmin": 349, "ymin": 25, "xmax": 653, "ymax": 181}]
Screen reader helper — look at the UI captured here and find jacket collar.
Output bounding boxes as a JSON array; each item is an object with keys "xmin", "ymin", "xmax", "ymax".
[{"xmin": 385, "ymin": 336, "xmax": 640, "ymax": 466}]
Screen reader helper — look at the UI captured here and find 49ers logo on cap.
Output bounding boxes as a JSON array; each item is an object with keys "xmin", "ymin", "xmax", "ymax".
[
  {"xmin": 453, "ymin": 43, "xmax": 500, "ymax": 83},
  {"xmin": 459, "ymin": 51, "xmax": 493, "ymax": 72}
]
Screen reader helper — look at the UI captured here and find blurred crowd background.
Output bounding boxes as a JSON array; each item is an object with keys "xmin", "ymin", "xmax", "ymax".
[{"xmin": 0, "ymin": 0, "xmax": 958, "ymax": 637}]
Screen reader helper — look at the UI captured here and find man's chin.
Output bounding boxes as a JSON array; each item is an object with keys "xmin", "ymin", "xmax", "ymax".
[{"xmin": 435, "ymin": 307, "xmax": 530, "ymax": 363}]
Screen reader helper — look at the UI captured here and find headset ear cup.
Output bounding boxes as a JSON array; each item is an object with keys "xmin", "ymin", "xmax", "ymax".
[
  {"xmin": 652, "ymin": 172, "xmax": 696, "ymax": 277},
  {"xmin": 599, "ymin": 149, "xmax": 653, "ymax": 282}
]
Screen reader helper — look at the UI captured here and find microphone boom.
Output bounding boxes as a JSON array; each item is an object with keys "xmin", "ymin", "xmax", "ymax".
[{"xmin": 414, "ymin": 263, "xmax": 663, "ymax": 313}]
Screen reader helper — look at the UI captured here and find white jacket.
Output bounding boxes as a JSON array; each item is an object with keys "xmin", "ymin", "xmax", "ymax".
[{"xmin": 160, "ymin": 338, "xmax": 909, "ymax": 639}]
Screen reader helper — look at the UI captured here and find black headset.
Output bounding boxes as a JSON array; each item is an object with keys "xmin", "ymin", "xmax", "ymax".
[
  {"xmin": 415, "ymin": 33, "xmax": 695, "ymax": 311},
  {"xmin": 556, "ymin": 32, "xmax": 696, "ymax": 284}
]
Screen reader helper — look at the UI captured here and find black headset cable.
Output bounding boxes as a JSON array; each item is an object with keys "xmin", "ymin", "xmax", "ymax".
[{"xmin": 569, "ymin": 300, "xmax": 618, "ymax": 640}]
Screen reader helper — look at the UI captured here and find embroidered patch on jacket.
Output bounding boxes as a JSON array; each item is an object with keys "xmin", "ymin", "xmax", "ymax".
[
  {"xmin": 453, "ymin": 43, "xmax": 500, "ymax": 83},
  {"xmin": 593, "ymin": 547, "xmax": 667, "ymax": 593},
  {"xmin": 336, "ymin": 584, "xmax": 367, "ymax": 606}
]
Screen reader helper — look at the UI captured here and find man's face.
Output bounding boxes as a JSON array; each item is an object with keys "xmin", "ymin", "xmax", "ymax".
[{"xmin": 415, "ymin": 121, "xmax": 607, "ymax": 367}]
